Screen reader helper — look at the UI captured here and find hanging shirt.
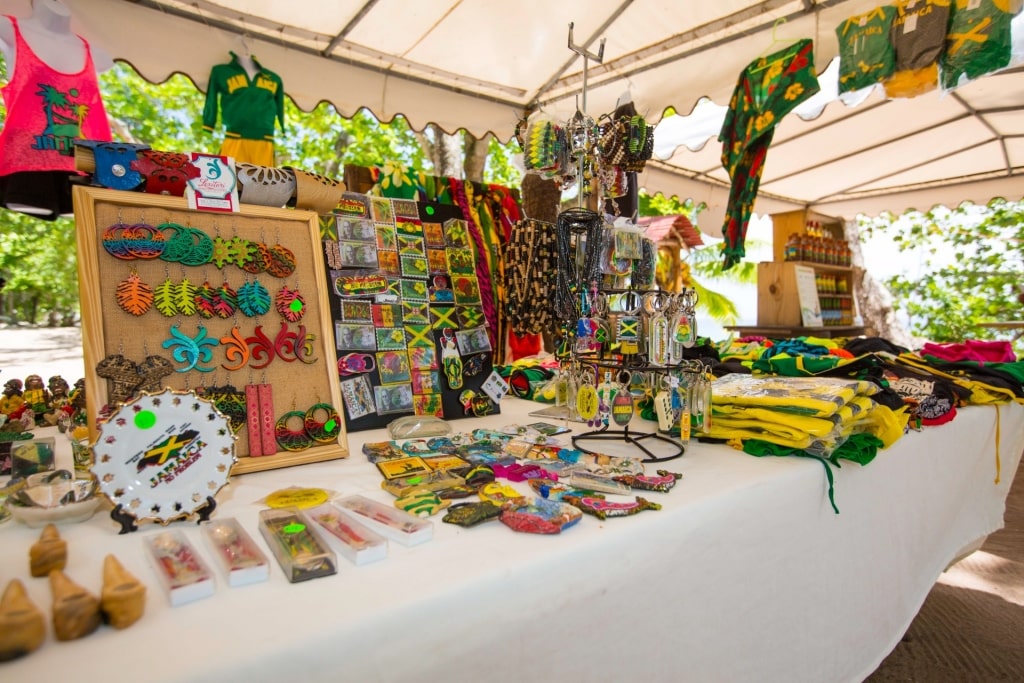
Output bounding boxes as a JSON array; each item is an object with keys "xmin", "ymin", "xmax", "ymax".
[
  {"xmin": 0, "ymin": 15, "xmax": 112, "ymax": 176},
  {"xmin": 940, "ymin": 0, "xmax": 1016, "ymax": 91},
  {"xmin": 202, "ymin": 52, "xmax": 285, "ymax": 142},
  {"xmin": 718, "ymin": 39, "xmax": 819, "ymax": 270},
  {"xmin": 836, "ymin": 6, "xmax": 897, "ymax": 93},
  {"xmin": 885, "ymin": 0, "xmax": 952, "ymax": 98}
]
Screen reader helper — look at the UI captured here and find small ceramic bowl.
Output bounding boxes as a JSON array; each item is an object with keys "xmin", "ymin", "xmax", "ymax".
[{"xmin": 8, "ymin": 496, "xmax": 102, "ymax": 528}]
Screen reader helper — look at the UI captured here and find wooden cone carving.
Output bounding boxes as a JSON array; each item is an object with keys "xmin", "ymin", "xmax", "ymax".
[
  {"xmin": 29, "ymin": 523, "xmax": 67, "ymax": 578},
  {"xmin": 101, "ymin": 554, "xmax": 146, "ymax": 629},
  {"xmin": 0, "ymin": 579, "xmax": 46, "ymax": 661},
  {"xmin": 49, "ymin": 569, "xmax": 100, "ymax": 641}
]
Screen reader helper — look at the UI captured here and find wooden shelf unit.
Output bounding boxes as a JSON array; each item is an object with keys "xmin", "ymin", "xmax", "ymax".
[{"xmin": 757, "ymin": 210, "xmax": 860, "ymax": 333}]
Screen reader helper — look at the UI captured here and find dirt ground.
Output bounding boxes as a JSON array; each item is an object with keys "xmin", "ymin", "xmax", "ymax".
[{"xmin": 0, "ymin": 325, "xmax": 86, "ymax": 385}]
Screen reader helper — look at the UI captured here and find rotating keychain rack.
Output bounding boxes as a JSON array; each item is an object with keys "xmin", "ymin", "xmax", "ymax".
[{"xmin": 551, "ymin": 24, "xmax": 709, "ymax": 463}]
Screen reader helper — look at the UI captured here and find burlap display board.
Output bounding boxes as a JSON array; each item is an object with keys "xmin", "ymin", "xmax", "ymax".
[{"xmin": 72, "ymin": 186, "xmax": 347, "ymax": 475}]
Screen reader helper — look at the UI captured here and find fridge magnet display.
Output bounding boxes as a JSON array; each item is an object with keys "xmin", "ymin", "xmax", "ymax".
[
  {"xmin": 321, "ymin": 195, "xmax": 499, "ymax": 432},
  {"xmin": 396, "ymin": 219, "xmax": 423, "ymax": 238},
  {"xmin": 371, "ymin": 197, "xmax": 394, "ymax": 222},
  {"xmin": 377, "ymin": 455, "xmax": 431, "ymax": 480},
  {"xmin": 411, "ymin": 369, "xmax": 440, "ymax": 394},
  {"xmin": 392, "ymin": 199, "xmax": 418, "ymax": 219},
  {"xmin": 375, "ymin": 328, "xmax": 407, "ymax": 351},
  {"xmin": 73, "ymin": 186, "xmax": 347, "ymax": 475},
  {"xmin": 423, "ymin": 222, "xmax": 445, "ymax": 246},
  {"xmin": 337, "ymin": 218, "xmax": 375, "ymax": 241},
  {"xmin": 378, "ymin": 250, "xmax": 400, "ymax": 275},
  {"xmin": 340, "ymin": 300, "xmax": 372, "ymax": 323},
  {"xmin": 427, "ymin": 249, "xmax": 449, "ymax": 275},
  {"xmin": 335, "ymin": 323, "xmax": 377, "ymax": 351},
  {"xmin": 399, "ymin": 279, "xmax": 428, "ymax": 302},
  {"xmin": 341, "ymin": 376, "xmax": 376, "ymax": 420},
  {"xmin": 334, "ymin": 271, "xmax": 388, "ymax": 297},
  {"xmin": 375, "ymin": 224, "xmax": 397, "ymax": 251},
  {"xmin": 431, "ymin": 305, "xmax": 458, "ymax": 329},
  {"xmin": 500, "ymin": 497, "xmax": 582, "ymax": 534},
  {"xmin": 405, "ymin": 325, "xmax": 435, "ymax": 350},
  {"xmin": 409, "ymin": 346, "xmax": 437, "ymax": 370},
  {"xmin": 452, "ymin": 276, "xmax": 482, "ymax": 306},
  {"xmin": 402, "ymin": 301, "xmax": 430, "ymax": 325},
  {"xmin": 376, "ymin": 351, "xmax": 411, "ymax": 384},
  {"xmin": 428, "ymin": 275, "xmax": 454, "ymax": 303},
  {"xmin": 340, "ymin": 241, "xmax": 378, "ymax": 268},
  {"xmin": 374, "ymin": 383, "xmax": 413, "ymax": 414},
  {"xmin": 400, "ymin": 254, "xmax": 429, "ymax": 278},
  {"xmin": 443, "ymin": 218, "xmax": 471, "ymax": 248},
  {"xmin": 413, "ymin": 394, "xmax": 443, "ymax": 417},
  {"xmin": 372, "ymin": 303, "xmax": 402, "ymax": 327},
  {"xmin": 397, "ymin": 234, "xmax": 425, "ymax": 255},
  {"xmin": 456, "ymin": 326, "xmax": 492, "ymax": 355}
]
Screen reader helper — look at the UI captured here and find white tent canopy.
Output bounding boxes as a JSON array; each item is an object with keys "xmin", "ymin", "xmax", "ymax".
[{"xmin": 5, "ymin": 0, "xmax": 1023, "ymax": 220}]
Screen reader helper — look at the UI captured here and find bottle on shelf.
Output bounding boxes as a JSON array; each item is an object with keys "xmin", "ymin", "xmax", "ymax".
[{"xmin": 784, "ymin": 233, "xmax": 801, "ymax": 261}]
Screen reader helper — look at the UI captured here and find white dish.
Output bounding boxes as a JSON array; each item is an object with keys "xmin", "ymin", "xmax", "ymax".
[{"xmin": 91, "ymin": 389, "xmax": 237, "ymax": 524}]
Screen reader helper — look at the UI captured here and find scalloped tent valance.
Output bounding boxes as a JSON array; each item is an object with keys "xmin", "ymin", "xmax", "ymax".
[{"xmin": 23, "ymin": 0, "xmax": 1024, "ymax": 220}]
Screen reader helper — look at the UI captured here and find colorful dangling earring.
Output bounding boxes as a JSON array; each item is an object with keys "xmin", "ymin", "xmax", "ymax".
[
  {"xmin": 275, "ymin": 284, "xmax": 306, "ymax": 322},
  {"xmin": 275, "ymin": 410, "xmax": 314, "ymax": 451},
  {"xmin": 303, "ymin": 403, "xmax": 341, "ymax": 444},
  {"xmin": 116, "ymin": 266, "xmax": 154, "ymax": 316},
  {"xmin": 237, "ymin": 278, "xmax": 271, "ymax": 317}
]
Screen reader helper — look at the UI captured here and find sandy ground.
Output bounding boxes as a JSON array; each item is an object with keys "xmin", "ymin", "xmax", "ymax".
[{"xmin": 0, "ymin": 325, "xmax": 86, "ymax": 385}]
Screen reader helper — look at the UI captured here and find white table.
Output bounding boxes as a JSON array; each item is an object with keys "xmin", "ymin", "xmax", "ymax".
[{"xmin": 2, "ymin": 398, "xmax": 1022, "ymax": 683}]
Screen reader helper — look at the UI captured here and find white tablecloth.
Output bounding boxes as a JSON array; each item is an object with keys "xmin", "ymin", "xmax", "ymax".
[{"xmin": 3, "ymin": 398, "xmax": 1022, "ymax": 683}]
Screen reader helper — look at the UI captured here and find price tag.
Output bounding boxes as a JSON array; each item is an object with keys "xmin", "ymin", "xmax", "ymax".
[{"xmin": 186, "ymin": 153, "xmax": 240, "ymax": 212}]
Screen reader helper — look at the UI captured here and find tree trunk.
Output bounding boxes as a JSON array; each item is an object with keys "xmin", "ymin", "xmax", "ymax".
[
  {"xmin": 845, "ymin": 220, "xmax": 914, "ymax": 348},
  {"xmin": 416, "ymin": 124, "xmax": 463, "ymax": 178},
  {"xmin": 463, "ymin": 132, "xmax": 493, "ymax": 184},
  {"xmin": 324, "ymin": 130, "xmax": 351, "ymax": 180}
]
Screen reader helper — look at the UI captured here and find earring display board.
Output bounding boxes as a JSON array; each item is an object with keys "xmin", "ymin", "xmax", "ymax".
[
  {"xmin": 72, "ymin": 186, "xmax": 348, "ymax": 474},
  {"xmin": 321, "ymin": 193, "xmax": 499, "ymax": 432}
]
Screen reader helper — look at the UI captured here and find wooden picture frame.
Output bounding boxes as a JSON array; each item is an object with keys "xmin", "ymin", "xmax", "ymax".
[{"xmin": 72, "ymin": 186, "xmax": 348, "ymax": 474}]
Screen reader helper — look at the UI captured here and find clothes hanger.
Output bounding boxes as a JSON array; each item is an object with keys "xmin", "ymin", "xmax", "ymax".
[{"xmin": 749, "ymin": 18, "xmax": 800, "ymax": 73}]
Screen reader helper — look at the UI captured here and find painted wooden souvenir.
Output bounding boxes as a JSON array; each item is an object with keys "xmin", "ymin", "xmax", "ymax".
[
  {"xmin": 615, "ymin": 470, "xmax": 683, "ymax": 493},
  {"xmin": 562, "ymin": 494, "xmax": 661, "ymax": 520},
  {"xmin": 442, "ymin": 501, "xmax": 502, "ymax": 527},
  {"xmin": 394, "ymin": 490, "xmax": 450, "ymax": 518},
  {"xmin": 477, "ymin": 482, "xmax": 525, "ymax": 506},
  {"xmin": 500, "ymin": 497, "xmax": 583, "ymax": 534}
]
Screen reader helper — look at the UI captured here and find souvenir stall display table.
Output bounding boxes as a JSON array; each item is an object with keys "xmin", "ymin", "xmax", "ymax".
[{"xmin": 2, "ymin": 396, "xmax": 1022, "ymax": 683}]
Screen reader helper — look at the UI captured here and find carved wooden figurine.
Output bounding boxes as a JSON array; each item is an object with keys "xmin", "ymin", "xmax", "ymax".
[
  {"xmin": 29, "ymin": 523, "xmax": 67, "ymax": 577},
  {"xmin": 101, "ymin": 554, "xmax": 146, "ymax": 629},
  {"xmin": 49, "ymin": 569, "xmax": 101, "ymax": 641},
  {"xmin": 0, "ymin": 579, "xmax": 46, "ymax": 661}
]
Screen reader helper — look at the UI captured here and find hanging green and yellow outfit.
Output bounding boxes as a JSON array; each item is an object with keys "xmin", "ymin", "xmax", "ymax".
[{"xmin": 718, "ymin": 39, "xmax": 819, "ymax": 270}]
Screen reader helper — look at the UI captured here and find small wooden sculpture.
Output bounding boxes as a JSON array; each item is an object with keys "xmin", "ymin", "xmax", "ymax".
[
  {"xmin": 49, "ymin": 569, "xmax": 101, "ymax": 641},
  {"xmin": 0, "ymin": 579, "xmax": 45, "ymax": 661},
  {"xmin": 29, "ymin": 523, "xmax": 67, "ymax": 577},
  {"xmin": 100, "ymin": 554, "xmax": 146, "ymax": 629}
]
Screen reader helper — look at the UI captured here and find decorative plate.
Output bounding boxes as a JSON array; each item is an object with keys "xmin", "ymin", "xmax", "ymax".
[{"xmin": 91, "ymin": 389, "xmax": 236, "ymax": 524}]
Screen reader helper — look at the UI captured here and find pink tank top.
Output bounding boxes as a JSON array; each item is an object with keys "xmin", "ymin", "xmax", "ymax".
[{"xmin": 0, "ymin": 15, "xmax": 112, "ymax": 176}]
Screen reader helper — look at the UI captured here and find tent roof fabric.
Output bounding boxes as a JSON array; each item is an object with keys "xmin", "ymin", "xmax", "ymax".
[{"xmin": 13, "ymin": 0, "xmax": 1024, "ymax": 220}]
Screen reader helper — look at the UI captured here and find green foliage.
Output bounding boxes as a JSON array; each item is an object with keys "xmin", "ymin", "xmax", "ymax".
[
  {"xmin": 860, "ymin": 200, "xmax": 1024, "ymax": 351},
  {"xmin": 0, "ymin": 60, "xmax": 521, "ymax": 326},
  {"xmin": 639, "ymin": 191, "xmax": 747, "ymax": 324}
]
